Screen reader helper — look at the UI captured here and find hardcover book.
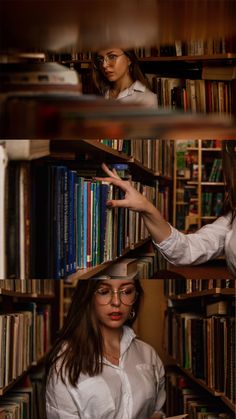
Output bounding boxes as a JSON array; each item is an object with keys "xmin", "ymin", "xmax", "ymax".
[
  {"xmin": 105, "ymin": 258, "xmax": 138, "ymax": 277},
  {"xmin": 4, "ymin": 139, "xmax": 50, "ymax": 160}
]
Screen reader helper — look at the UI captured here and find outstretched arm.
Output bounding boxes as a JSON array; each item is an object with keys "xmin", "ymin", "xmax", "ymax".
[{"xmin": 96, "ymin": 163, "xmax": 171, "ymax": 244}]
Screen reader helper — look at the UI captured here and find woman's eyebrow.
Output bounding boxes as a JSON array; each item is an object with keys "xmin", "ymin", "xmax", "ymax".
[
  {"xmin": 100, "ymin": 50, "xmax": 117, "ymax": 56},
  {"xmin": 99, "ymin": 281, "xmax": 134, "ymax": 287}
]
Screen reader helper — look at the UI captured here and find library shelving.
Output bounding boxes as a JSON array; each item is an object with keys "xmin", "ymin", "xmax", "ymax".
[
  {"xmin": 0, "ymin": 279, "xmax": 60, "ymax": 417},
  {"xmin": 163, "ymin": 278, "xmax": 236, "ymax": 417},
  {"xmin": 0, "ymin": 139, "xmax": 172, "ymax": 281},
  {"xmin": 0, "ymin": 2, "xmax": 236, "ymax": 417},
  {"xmin": 173, "ymin": 139, "xmax": 225, "ymax": 233}
]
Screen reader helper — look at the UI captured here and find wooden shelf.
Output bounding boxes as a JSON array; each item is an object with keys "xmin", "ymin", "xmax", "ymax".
[
  {"xmin": 166, "ymin": 359, "xmax": 236, "ymax": 413},
  {"xmin": 139, "ymin": 53, "xmax": 236, "ymax": 63},
  {"xmin": 0, "ymin": 289, "xmax": 54, "ymax": 299},
  {"xmin": 2, "ymin": 97, "xmax": 236, "ymax": 139},
  {"xmin": 201, "ymin": 182, "xmax": 224, "ymax": 186},
  {"xmin": 168, "ymin": 263, "xmax": 235, "ymax": 280},
  {"xmin": 169, "ymin": 287, "xmax": 236, "ymax": 300},
  {"xmin": 0, "ymin": 0, "xmax": 236, "ymax": 52},
  {"xmin": 0, "ymin": 353, "xmax": 49, "ymax": 396},
  {"xmin": 65, "ymin": 238, "xmax": 151, "ymax": 283}
]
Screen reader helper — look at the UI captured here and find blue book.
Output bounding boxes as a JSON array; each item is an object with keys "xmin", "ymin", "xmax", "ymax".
[
  {"xmin": 83, "ymin": 181, "xmax": 88, "ymax": 268},
  {"xmin": 76, "ymin": 176, "xmax": 84, "ymax": 268},
  {"xmin": 67, "ymin": 169, "xmax": 76, "ymax": 275},
  {"xmin": 73, "ymin": 174, "xmax": 78, "ymax": 271},
  {"xmin": 91, "ymin": 181, "xmax": 95, "ymax": 267},
  {"xmin": 99, "ymin": 182, "xmax": 109, "ymax": 263},
  {"xmin": 117, "ymin": 189, "xmax": 125, "ymax": 256},
  {"xmin": 63, "ymin": 167, "xmax": 69, "ymax": 276},
  {"xmin": 95, "ymin": 181, "xmax": 101, "ymax": 265},
  {"xmin": 52, "ymin": 165, "xmax": 62, "ymax": 279}
]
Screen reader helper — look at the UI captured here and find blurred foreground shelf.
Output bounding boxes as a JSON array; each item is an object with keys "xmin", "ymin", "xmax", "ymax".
[{"xmin": 1, "ymin": 93, "xmax": 236, "ymax": 139}]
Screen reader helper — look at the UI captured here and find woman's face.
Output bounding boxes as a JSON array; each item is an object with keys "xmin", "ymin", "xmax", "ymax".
[
  {"xmin": 96, "ymin": 48, "xmax": 131, "ymax": 83},
  {"xmin": 93, "ymin": 279, "xmax": 136, "ymax": 330}
]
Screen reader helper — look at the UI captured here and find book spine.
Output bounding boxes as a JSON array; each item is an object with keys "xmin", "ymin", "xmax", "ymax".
[{"xmin": 83, "ymin": 181, "xmax": 88, "ymax": 268}]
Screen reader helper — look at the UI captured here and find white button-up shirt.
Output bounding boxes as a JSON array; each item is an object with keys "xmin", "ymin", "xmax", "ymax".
[
  {"xmin": 105, "ymin": 81, "xmax": 158, "ymax": 108},
  {"xmin": 154, "ymin": 213, "xmax": 236, "ymax": 277},
  {"xmin": 46, "ymin": 326, "xmax": 166, "ymax": 418}
]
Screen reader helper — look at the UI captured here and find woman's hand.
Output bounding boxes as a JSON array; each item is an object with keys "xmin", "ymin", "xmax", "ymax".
[
  {"xmin": 96, "ymin": 163, "xmax": 152, "ymax": 213},
  {"xmin": 96, "ymin": 162, "xmax": 171, "ymax": 243}
]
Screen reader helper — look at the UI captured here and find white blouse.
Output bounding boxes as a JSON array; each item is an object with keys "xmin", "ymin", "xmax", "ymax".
[
  {"xmin": 154, "ymin": 213, "xmax": 236, "ymax": 277},
  {"xmin": 46, "ymin": 326, "xmax": 166, "ymax": 419},
  {"xmin": 105, "ymin": 80, "xmax": 158, "ymax": 108}
]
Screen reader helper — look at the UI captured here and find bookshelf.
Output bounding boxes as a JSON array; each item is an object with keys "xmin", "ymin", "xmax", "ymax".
[
  {"xmin": 173, "ymin": 140, "xmax": 225, "ymax": 233},
  {"xmin": 0, "ymin": 2, "xmax": 236, "ymax": 417},
  {"xmin": 1, "ymin": 139, "xmax": 172, "ymax": 281},
  {"xmin": 0, "ymin": 279, "xmax": 59, "ymax": 416},
  {"xmin": 164, "ymin": 279, "xmax": 236, "ymax": 416}
]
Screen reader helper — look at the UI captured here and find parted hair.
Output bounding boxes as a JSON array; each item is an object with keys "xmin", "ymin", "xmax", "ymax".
[
  {"xmin": 92, "ymin": 49, "xmax": 151, "ymax": 96},
  {"xmin": 222, "ymin": 140, "xmax": 236, "ymax": 224},
  {"xmin": 45, "ymin": 278, "xmax": 144, "ymax": 387}
]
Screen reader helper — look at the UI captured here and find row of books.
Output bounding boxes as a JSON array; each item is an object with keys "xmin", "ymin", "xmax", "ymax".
[
  {"xmin": 0, "ymin": 304, "xmax": 51, "ymax": 389},
  {"xmin": 0, "ymin": 280, "xmax": 54, "ymax": 295},
  {"xmin": 149, "ymin": 77, "xmax": 234, "ymax": 115},
  {"xmin": 135, "ymin": 38, "xmax": 236, "ymax": 58},
  {"xmin": 201, "ymin": 140, "xmax": 222, "ymax": 149},
  {"xmin": 166, "ymin": 371, "xmax": 234, "ymax": 419},
  {"xmin": 47, "ymin": 38, "xmax": 236, "ymax": 63},
  {"xmin": 164, "ymin": 279, "xmax": 236, "ymax": 297},
  {"xmin": 166, "ymin": 310, "xmax": 235, "ymax": 400},
  {"xmin": 208, "ymin": 159, "xmax": 223, "ymax": 182},
  {"xmin": 0, "ymin": 369, "xmax": 44, "ymax": 419},
  {"xmin": 4, "ymin": 160, "xmax": 158, "ymax": 279},
  {"xmin": 130, "ymin": 139, "xmax": 174, "ymax": 178},
  {"xmin": 2, "ymin": 139, "xmax": 173, "ymax": 178},
  {"xmin": 98, "ymin": 139, "xmax": 131, "ymax": 154},
  {"xmin": 202, "ymin": 192, "xmax": 223, "ymax": 217}
]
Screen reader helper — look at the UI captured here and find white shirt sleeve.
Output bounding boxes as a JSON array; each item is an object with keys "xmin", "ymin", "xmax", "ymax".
[{"xmin": 153, "ymin": 215, "xmax": 231, "ymax": 266}]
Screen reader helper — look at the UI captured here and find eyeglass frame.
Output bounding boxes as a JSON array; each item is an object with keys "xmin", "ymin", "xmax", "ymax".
[
  {"xmin": 94, "ymin": 286, "xmax": 138, "ymax": 306},
  {"xmin": 94, "ymin": 53, "xmax": 125, "ymax": 69}
]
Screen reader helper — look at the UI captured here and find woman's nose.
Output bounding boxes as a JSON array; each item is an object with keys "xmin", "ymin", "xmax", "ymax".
[{"xmin": 110, "ymin": 292, "xmax": 121, "ymax": 306}]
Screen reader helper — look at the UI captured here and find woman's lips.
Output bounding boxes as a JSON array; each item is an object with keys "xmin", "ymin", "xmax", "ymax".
[{"xmin": 109, "ymin": 312, "xmax": 122, "ymax": 320}]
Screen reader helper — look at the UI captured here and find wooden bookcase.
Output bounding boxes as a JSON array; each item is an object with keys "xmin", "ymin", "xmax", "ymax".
[
  {"xmin": 163, "ymin": 279, "xmax": 236, "ymax": 416},
  {"xmin": 0, "ymin": 1, "xmax": 236, "ymax": 416},
  {"xmin": 173, "ymin": 139, "xmax": 225, "ymax": 233},
  {"xmin": 0, "ymin": 280, "xmax": 60, "ymax": 417},
  {"xmin": 1, "ymin": 139, "xmax": 173, "ymax": 282}
]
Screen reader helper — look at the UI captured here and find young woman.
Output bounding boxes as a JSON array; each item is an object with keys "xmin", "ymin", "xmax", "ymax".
[
  {"xmin": 45, "ymin": 278, "xmax": 166, "ymax": 418},
  {"xmin": 92, "ymin": 48, "xmax": 157, "ymax": 107},
  {"xmin": 98, "ymin": 140, "xmax": 236, "ymax": 277}
]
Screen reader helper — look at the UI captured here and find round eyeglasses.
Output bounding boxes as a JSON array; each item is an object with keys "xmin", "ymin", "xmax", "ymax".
[
  {"xmin": 94, "ymin": 53, "xmax": 124, "ymax": 69},
  {"xmin": 94, "ymin": 286, "xmax": 137, "ymax": 306}
]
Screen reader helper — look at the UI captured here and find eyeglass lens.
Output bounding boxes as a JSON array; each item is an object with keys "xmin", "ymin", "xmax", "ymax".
[
  {"xmin": 96, "ymin": 287, "xmax": 136, "ymax": 305},
  {"xmin": 95, "ymin": 53, "xmax": 123, "ymax": 67}
]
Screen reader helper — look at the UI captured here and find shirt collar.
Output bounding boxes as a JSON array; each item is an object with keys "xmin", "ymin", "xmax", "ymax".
[
  {"xmin": 120, "ymin": 325, "xmax": 136, "ymax": 356},
  {"xmin": 105, "ymin": 80, "xmax": 146, "ymax": 99},
  {"xmin": 118, "ymin": 80, "xmax": 145, "ymax": 98}
]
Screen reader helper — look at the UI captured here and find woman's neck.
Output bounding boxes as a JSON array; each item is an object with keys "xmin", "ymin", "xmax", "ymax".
[
  {"xmin": 101, "ymin": 326, "xmax": 123, "ymax": 353},
  {"xmin": 110, "ymin": 74, "xmax": 133, "ymax": 98},
  {"xmin": 101, "ymin": 327, "xmax": 123, "ymax": 365}
]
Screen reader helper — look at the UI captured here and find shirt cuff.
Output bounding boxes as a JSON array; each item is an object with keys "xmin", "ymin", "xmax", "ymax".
[{"xmin": 152, "ymin": 225, "xmax": 179, "ymax": 252}]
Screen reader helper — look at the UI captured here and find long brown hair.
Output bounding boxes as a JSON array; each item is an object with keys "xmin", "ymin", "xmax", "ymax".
[
  {"xmin": 92, "ymin": 49, "xmax": 151, "ymax": 96},
  {"xmin": 45, "ymin": 278, "xmax": 144, "ymax": 387},
  {"xmin": 221, "ymin": 140, "xmax": 236, "ymax": 224}
]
